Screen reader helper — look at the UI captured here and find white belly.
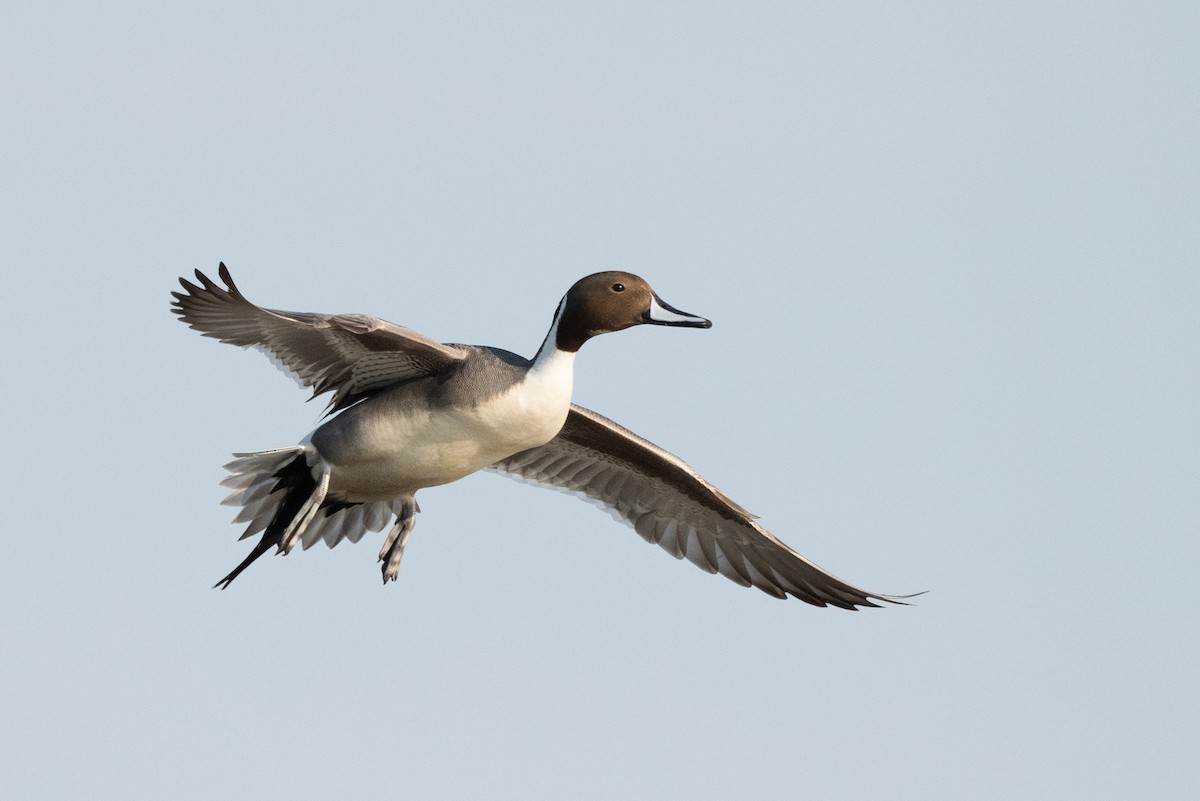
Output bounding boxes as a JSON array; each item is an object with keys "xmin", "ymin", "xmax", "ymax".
[{"xmin": 314, "ymin": 349, "xmax": 575, "ymax": 501}]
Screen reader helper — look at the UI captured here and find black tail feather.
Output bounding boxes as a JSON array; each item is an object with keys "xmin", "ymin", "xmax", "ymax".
[
  {"xmin": 214, "ymin": 453, "xmax": 314, "ymax": 590},
  {"xmin": 213, "ymin": 533, "xmax": 277, "ymax": 590}
]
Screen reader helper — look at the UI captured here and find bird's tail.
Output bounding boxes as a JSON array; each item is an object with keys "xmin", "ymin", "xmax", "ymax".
[
  {"xmin": 214, "ymin": 446, "xmax": 403, "ymax": 588},
  {"xmin": 214, "ymin": 446, "xmax": 329, "ymax": 589}
]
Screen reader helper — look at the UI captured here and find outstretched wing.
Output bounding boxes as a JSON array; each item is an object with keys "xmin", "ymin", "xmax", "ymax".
[
  {"xmin": 171, "ymin": 263, "xmax": 468, "ymax": 412},
  {"xmin": 489, "ymin": 405, "xmax": 918, "ymax": 609}
]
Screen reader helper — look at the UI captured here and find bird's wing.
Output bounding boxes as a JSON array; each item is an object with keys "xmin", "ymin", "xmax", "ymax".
[
  {"xmin": 489, "ymin": 404, "xmax": 917, "ymax": 609},
  {"xmin": 171, "ymin": 263, "xmax": 468, "ymax": 412}
]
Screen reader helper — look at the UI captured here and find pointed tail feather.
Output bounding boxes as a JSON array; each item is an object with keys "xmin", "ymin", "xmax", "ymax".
[
  {"xmin": 214, "ymin": 447, "xmax": 407, "ymax": 587},
  {"xmin": 214, "ymin": 446, "xmax": 329, "ymax": 589}
]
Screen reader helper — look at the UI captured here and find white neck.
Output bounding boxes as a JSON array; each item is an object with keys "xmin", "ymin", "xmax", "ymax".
[{"xmin": 531, "ymin": 300, "xmax": 576, "ymax": 377}]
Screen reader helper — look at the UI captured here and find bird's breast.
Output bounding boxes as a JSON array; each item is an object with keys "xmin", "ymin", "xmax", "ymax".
[{"xmin": 311, "ymin": 350, "xmax": 575, "ymax": 500}]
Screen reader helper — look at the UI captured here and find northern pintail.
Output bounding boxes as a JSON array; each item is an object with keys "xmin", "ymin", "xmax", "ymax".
[{"xmin": 172, "ymin": 265, "xmax": 914, "ymax": 609}]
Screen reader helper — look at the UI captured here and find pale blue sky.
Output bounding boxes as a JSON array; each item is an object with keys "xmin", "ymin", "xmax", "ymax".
[{"xmin": 2, "ymin": 2, "xmax": 1197, "ymax": 799}]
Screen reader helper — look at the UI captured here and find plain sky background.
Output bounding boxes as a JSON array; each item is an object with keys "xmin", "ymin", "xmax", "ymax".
[{"xmin": 2, "ymin": 2, "xmax": 1197, "ymax": 799}]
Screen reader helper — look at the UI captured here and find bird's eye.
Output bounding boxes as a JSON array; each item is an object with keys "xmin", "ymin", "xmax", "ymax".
[{"xmin": 611, "ymin": 283, "xmax": 625, "ymax": 292}]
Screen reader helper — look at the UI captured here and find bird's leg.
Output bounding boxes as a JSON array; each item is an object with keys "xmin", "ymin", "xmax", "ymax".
[{"xmin": 379, "ymin": 498, "xmax": 418, "ymax": 583}]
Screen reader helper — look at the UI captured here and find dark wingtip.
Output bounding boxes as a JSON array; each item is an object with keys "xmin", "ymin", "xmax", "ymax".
[
  {"xmin": 877, "ymin": 589, "xmax": 929, "ymax": 607},
  {"xmin": 217, "ymin": 262, "xmax": 240, "ymax": 295}
]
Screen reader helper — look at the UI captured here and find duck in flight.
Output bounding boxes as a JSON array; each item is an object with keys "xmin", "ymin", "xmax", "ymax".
[{"xmin": 172, "ymin": 264, "xmax": 914, "ymax": 609}]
